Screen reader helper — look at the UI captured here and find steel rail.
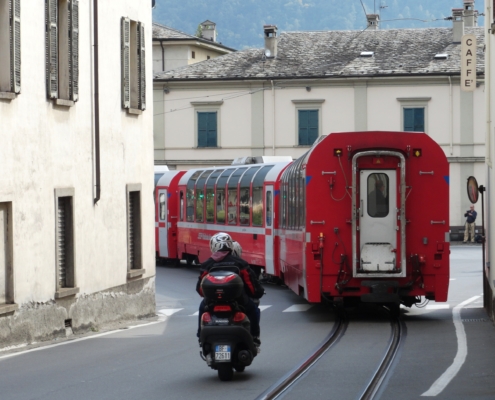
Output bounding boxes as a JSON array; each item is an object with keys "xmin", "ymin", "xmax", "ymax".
[
  {"xmin": 254, "ymin": 309, "xmax": 347, "ymax": 400},
  {"xmin": 359, "ymin": 314, "xmax": 404, "ymax": 400}
]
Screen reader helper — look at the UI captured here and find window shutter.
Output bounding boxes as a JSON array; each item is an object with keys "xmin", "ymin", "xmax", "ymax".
[
  {"xmin": 69, "ymin": 0, "xmax": 79, "ymax": 101},
  {"xmin": 121, "ymin": 17, "xmax": 130, "ymax": 109},
  {"xmin": 138, "ymin": 22, "xmax": 146, "ymax": 111},
  {"xmin": 198, "ymin": 112, "xmax": 208, "ymax": 147},
  {"xmin": 298, "ymin": 110, "xmax": 309, "ymax": 145},
  {"xmin": 45, "ymin": 0, "xmax": 58, "ymax": 99},
  {"xmin": 10, "ymin": 0, "xmax": 21, "ymax": 94},
  {"xmin": 414, "ymin": 108, "xmax": 425, "ymax": 131},
  {"xmin": 403, "ymin": 108, "xmax": 414, "ymax": 131},
  {"xmin": 207, "ymin": 112, "xmax": 217, "ymax": 147},
  {"xmin": 308, "ymin": 110, "xmax": 318, "ymax": 145}
]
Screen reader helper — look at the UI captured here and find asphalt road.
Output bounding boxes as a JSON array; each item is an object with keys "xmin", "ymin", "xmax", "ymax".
[{"xmin": 0, "ymin": 245, "xmax": 493, "ymax": 400}]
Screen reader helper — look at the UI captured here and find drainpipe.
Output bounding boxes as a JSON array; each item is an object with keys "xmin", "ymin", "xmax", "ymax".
[
  {"xmin": 449, "ymin": 76, "xmax": 453, "ymax": 155},
  {"xmin": 160, "ymin": 40, "xmax": 165, "ymax": 71},
  {"xmin": 93, "ymin": 0, "xmax": 101, "ymax": 204},
  {"xmin": 271, "ymin": 80, "xmax": 276, "ymax": 155}
]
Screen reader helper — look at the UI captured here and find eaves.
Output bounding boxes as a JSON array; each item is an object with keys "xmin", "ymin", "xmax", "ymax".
[{"xmin": 152, "ymin": 38, "xmax": 236, "ymax": 53}]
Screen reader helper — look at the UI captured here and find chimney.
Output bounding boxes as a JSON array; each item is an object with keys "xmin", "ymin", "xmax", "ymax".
[
  {"xmin": 200, "ymin": 20, "xmax": 216, "ymax": 42},
  {"xmin": 366, "ymin": 14, "xmax": 380, "ymax": 30},
  {"xmin": 463, "ymin": 0, "xmax": 478, "ymax": 27},
  {"xmin": 264, "ymin": 25, "xmax": 278, "ymax": 58},
  {"xmin": 452, "ymin": 8, "xmax": 464, "ymax": 43}
]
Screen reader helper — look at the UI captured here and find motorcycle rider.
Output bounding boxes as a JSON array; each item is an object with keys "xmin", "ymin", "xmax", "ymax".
[{"xmin": 196, "ymin": 232, "xmax": 264, "ymax": 346}]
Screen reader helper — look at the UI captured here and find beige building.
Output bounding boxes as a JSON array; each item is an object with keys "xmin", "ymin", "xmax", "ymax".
[
  {"xmin": 154, "ymin": 5, "xmax": 485, "ymax": 232},
  {"xmin": 152, "ymin": 20, "xmax": 235, "ymax": 74},
  {"xmin": 0, "ymin": 0, "xmax": 155, "ymax": 347}
]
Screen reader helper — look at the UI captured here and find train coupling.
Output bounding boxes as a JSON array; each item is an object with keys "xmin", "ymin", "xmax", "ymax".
[{"xmin": 361, "ymin": 280, "xmax": 400, "ymax": 303}]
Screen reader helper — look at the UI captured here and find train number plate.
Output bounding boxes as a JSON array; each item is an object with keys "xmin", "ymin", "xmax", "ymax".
[{"xmin": 215, "ymin": 345, "xmax": 231, "ymax": 361}]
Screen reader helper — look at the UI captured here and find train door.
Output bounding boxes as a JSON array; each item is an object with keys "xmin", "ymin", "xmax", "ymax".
[
  {"xmin": 359, "ymin": 170, "xmax": 397, "ymax": 273},
  {"xmin": 264, "ymin": 185, "xmax": 274, "ymax": 274},
  {"xmin": 352, "ymin": 150, "xmax": 406, "ymax": 278},
  {"xmin": 158, "ymin": 189, "xmax": 169, "ymax": 257}
]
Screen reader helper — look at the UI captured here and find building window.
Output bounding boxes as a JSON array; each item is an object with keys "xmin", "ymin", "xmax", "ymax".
[
  {"xmin": 127, "ymin": 184, "xmax": 144, "ymax": 278},
  {"xmin": 198, "ymin": 112, "xmax": 217, "ymax": 147},
  {"xmin": 0, "ymin": 201, "xmax": 17, "ymax": 314},
  {"xmin": 54, "ymin": 188, "xmax": 79, "ymax": 298},
  {"xmin": 207, "ymin": 55, "xmax": 210, "ymax": 60},
  {"xmin": 292, "ymin": 99, "xmax": 325, "ymax": 146},
  {"xmin": 45, "ymin": 0, "xmax": 79, "ymax": 104},
  {"xmin": 0, "ymin": 0, "xmax": 21, "ymax": 98},
  {"xmin": 191, "ymin": 51, "xmax": 195, "ymax": 59},
  {"xmin": 397, "ymin": 97, "xmax": 430, "ymax": 133},
  {"xmin": 298, "ymin": 110, "xmax": 318, "ymax": 145},
  {"xmin": 191, "ymin": 101, "xmax": 223, "ymax": 148},
  {"xmin": 403, "ymin": 108, "xmax": 425, "ymax": 132},
  {"xmin": 121, "ymin": 17, "xmax": 145, "ymax": 112}
]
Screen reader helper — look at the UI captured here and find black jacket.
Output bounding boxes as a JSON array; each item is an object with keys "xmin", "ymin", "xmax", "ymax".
[{"xmin": 196, "ymin": 251, "xmax": 264, "ymax": 300}]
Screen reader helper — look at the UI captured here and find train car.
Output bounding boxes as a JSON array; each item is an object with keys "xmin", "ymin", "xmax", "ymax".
[
  {"xmin": 173, "ymin": 161, "xmax": 292, "ymax": 272},
  {"xmin": 155, "ymin": 170, "xmax": 186, "ymax": 260},
  {"xmin": 278, "ymin": 131, "xmax": 450, "ymax": 306}
]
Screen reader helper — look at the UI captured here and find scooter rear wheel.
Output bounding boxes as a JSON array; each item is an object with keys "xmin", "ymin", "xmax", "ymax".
[
  {"xmin": 234, "ymin": 365, "xmax": 245, "ymax": 372},
  {"xmin": 218, "ymin": 364, "xmax": 234, "ymax": 381}
]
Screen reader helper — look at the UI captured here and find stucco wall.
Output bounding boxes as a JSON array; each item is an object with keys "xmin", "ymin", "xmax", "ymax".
[{"xmin": 0, "ymin": 0, "xmax": 155, "ymax": 348}]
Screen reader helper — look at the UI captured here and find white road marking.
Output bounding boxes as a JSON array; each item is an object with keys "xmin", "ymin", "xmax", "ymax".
[
  {"xmin": 157, "ymin": 308, "xmax": 183, "ymax": 316},
  {"xmin": 425, "ymin": 305, "xmax": 450, "ymax": 310},
  {"xmin": 449, "ymin": 278, "xmax": 456, "ymax": 281},
  {"xmin": 189, "ymin": 311, "xmax": 199, "ymax": 316},
  {"xmin": 283, "ymin": 304, "xmax": 313, "ymax": 312},
  {"xmin": 421, "ymin": 295, "xmax": 481, "ymax": 397},
  {"xmin": 259, "ymin": 305, "xmax": 272, "ymax": 312}
]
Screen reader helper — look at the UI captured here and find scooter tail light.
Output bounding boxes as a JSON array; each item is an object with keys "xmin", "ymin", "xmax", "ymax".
[
  {"xmin": 206, "ymin": 274, "xmax": 237, "ymax": 284},
  {"xmin": 213, "ymin": 305, "xmax": 232, "ymax": 312},
  {"xmin": 201, "ymin": 312, "xmax": 212, "ymax": 323},
  {"xmin": 233, "ymin": 312, "xmax": 246, "ymax": 322}
]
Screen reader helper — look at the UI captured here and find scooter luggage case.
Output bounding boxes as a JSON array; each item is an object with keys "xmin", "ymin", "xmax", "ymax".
[{"xmin": 201, "ymin": 271, "xmax": 244, "ymax": 301}]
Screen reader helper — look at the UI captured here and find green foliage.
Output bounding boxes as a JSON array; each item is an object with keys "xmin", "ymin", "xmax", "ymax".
[{"xmin": 152, "ymin": 0, "xmax": 483, "ymax": 50}]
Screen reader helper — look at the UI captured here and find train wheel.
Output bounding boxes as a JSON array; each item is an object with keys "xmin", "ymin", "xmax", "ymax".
[{"xmin": 218, "ymin": 365, "xmax": 234, "ymax": 381}]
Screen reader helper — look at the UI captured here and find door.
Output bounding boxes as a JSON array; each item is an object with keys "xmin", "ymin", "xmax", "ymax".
[
  {"xmin": 158, "ymin": 189, "xmax": 169, "ymax": 257},
  {"xmin": 359, "ymin": 170, "xmax": 397, "ymax": 272},
  {"xmin": 264, "ymin": 186, "xmax": 275, "ymax": 274}
]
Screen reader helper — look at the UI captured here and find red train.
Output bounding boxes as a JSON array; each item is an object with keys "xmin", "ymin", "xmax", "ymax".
[{"xmin": 155, "ymin": 131, "xmax": 450, "ymax": 307}]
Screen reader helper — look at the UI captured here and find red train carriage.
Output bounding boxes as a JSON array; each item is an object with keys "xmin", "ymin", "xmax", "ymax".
[
  {"xmin": 155, "ymin": 170, "xmax": 186, "ymax": 260},
  {"xmin": 278, "ymin": 131, "xmax": 449, "ymax": 306},
  {"xmin": 156, "ymin": 161, "xmax": 291, "ymax": 272}
]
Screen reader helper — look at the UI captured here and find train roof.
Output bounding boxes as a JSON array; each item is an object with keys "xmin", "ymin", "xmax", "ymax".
[{"xmin": 156, "ymin": 170, "xmax": 185, "ymax": 187}]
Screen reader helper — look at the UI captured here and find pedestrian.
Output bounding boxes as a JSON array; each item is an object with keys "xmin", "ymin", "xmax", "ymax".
[{"xmin": 463, "ymin": 205, "xmax": 477, "ymax": 243}]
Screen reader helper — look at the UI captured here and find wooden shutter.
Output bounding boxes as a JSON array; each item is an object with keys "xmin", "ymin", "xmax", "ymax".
[
  {"xmin": 198, "ymin": 112, "xmax": 208, "ymax": 147},
  {"xmin": 138, "ymin": 22, "xmax": 146, "ymax": 110},
  {"xmin": 45, "ymin": 0, "xmax": 58, "ymax": 99},
  {"xmin": 57, "ymin": 198, "xmax": 67, "ymax": 288},
  {"xmin": 298, "ymin": 110, "xmax": 308, "ymax": 145},
  {"xmin": 121, "ymin": 17, "xmax": 130, "ymax": 109},
  {"xmin": 207, "ymin": 112, "xmax": 217, "ymax": 147},
  {"xmin": 403, "ymin": 108, "xmax": 414, "ymax": 131},
  {"xmin": 69, "ymin": 0, "xmax": 79, "ymax": 101},
  {"xmin": 10, "ymin": 0, "xmax": 21, "ymax": 94},
  {"xmin": 298, "ymin": 110, "xmax": 318, "ymax": 145}
]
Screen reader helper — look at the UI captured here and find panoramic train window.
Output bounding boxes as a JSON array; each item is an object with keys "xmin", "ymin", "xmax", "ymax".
[
  {"xmin": 186, "ymin": 171, "xmax": 203, "ymax": 222},
  {"xmin": 252, "ymin": 165, "xmax": 274, "ymax": 226},
  {"xmin": 195, "ymin": 170, "xmax": 212, "ymax": 223},
  {"xmin": 159, "ymin": 193, "xmax": 166, "ymax": 220},
  {"xmin": 227, "ymin": 167, "xmax": 247, "ymax": 225},
  {"xmin": 367, "ymin": 173, "xmax": 389, "ymax": 218},
  {"xmin": 239, "ymin": 167, "xmax": 260, "ymax": 226},
  {"xmin": 280, "ymin": 156, "xmax": 306, "ymax": 230},
  {"xmin": 206, "ymin": 169, "xmax": 223, "ymax": 223},
  {"xmin": 216, "ymin": 169, "xmax": 235, "ymax": 224}
]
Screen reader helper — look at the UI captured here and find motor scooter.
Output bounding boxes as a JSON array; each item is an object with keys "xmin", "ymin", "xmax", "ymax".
[{"xmin": 199, "ymin": 267, "xmax": 258, "ymax": 381}]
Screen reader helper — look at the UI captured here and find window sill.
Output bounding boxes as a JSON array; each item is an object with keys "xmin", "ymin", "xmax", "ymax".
[
  {"xmin": 53, "ymin": 99, "xmax": 75, "ymax": 107},
  {"xmin": 0, "ymin": 92, "xmax": 16, "ymax": 100},
  {"xmin": 195, "ymin": 146, "xmax": 221, "ymax": 149},
  {"xmin": 0, "ymin": 303, "xmax": 18, "ymax": 315},
  {"xmin": 55, "ymin": 287, "xmax": 80, "ymax": 299},
  {"xmin": 128, "ymin": 268, "xmax": 146, "ymax": 279},
  {"xmin": 127, "ymin": 108, "xmax": 142, "ymax": 115}
]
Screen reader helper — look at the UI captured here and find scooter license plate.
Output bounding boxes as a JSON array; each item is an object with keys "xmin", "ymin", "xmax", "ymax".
[{"xmin": 215, "ymin": 345, "xmax": 231, "ymax": 362}]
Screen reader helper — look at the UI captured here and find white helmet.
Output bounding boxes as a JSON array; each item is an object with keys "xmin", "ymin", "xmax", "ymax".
[
  {"xmin": 232, "ymin": 241, "xmax": 242, "ymax": 257},
  {"xmin": 210, "ymin": 232, "xmax": 234, "ymax": 253}
]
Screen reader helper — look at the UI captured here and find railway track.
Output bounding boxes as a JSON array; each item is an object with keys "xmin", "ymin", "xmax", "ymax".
[{"xmin": 255, "ymin": 306, "xmax": 404, "ymax": 400}]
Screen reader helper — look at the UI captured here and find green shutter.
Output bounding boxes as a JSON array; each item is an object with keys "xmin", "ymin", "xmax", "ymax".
[
  {"xmin": 198, "ymin": 112, "xmax": 217, "ymax": 147},
  {"xmin": 207, "ymin": 112, "xmax": 217, "ymax": 147},
  {"xmin": 298, "ymin": 110, "xmax": 318, "ymax": 145},
  {"xmin": 404, "ymin": 108, "xmax": 414, "ymax": 131},
  {"xmin": 404, "ymin": 108, "xmax": 424, "ymax": 132}
]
